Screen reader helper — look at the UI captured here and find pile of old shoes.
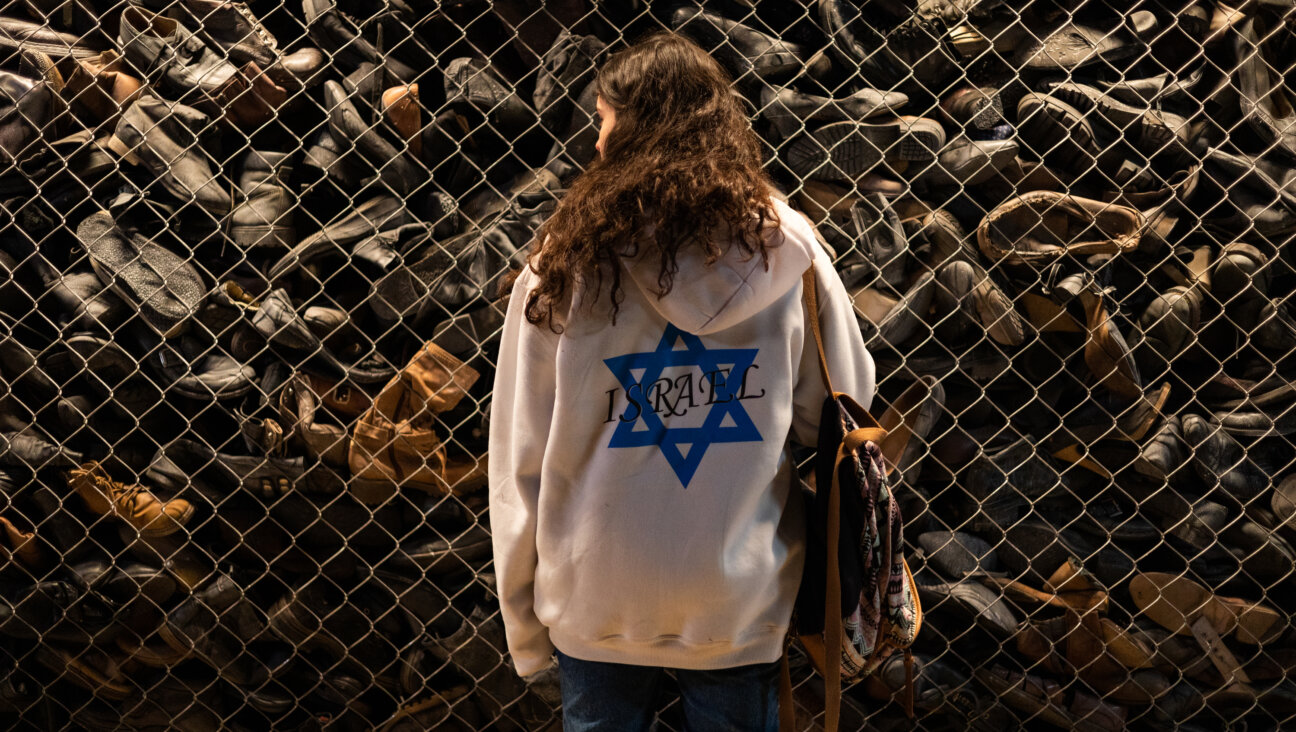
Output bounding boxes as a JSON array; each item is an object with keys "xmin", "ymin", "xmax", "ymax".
[{"xmin": 3, "ymin": 0, "xmax": 1296, "ymax": 729}]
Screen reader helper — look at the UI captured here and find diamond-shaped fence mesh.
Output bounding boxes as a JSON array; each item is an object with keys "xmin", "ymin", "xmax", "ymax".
[{"xmin": 0, "ymin": 0, "xmax": 1293, "ymax": 729}]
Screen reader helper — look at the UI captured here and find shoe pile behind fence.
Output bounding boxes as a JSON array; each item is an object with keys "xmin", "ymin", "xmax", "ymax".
[{"xmin": 0, "ymin": 0, "xmax": 1294, "ymax": 730}]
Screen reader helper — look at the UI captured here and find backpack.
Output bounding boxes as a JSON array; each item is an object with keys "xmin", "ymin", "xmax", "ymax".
[{"xmin": 778, "ymin": 269, "xmax": 923, "ymax": 732}]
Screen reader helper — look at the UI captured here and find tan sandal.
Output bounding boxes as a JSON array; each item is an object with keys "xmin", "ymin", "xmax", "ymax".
[
  {"xmin": 988, "ymin": 558, "xmax": 1109, "ymax": 614},
  {"xmin": 1130, "ymin": 572, "xmax": 1285, "ymax": 645}
]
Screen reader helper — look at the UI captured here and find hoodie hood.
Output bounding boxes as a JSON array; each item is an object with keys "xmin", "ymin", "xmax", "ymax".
[{"xmin": 623, "ymin": 198, "xmax": 817, "ymax": 335}]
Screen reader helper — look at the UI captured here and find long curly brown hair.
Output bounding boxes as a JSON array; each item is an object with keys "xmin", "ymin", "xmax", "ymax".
[{"xmin": 525, "ymin": 31, "xmax": 781, "ymax": 331}]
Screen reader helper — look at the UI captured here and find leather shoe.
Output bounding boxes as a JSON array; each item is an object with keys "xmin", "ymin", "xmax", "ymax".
[{"xmin": 108, "ymin": 95, "xmax": 230, "ymax": 213}]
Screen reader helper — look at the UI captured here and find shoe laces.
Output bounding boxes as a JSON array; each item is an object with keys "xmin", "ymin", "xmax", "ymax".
[
  {"xmin": 229, "ymin": 2, "xmax": 277, "ymax": 51},
  {"xmin": 71, "ymin": 464, "xmax": 152, "ymax": 513}
]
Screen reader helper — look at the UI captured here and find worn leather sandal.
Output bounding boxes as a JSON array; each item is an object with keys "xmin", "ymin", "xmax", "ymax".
[
  {"xmin": 977, "ymin": 191, "xmax": 1142, "ymax": 266},
  {"xmin": 1017, "ymin": 611, "xmax": 1169, "ymax": 704},
  {"xmin": 1130, "ymin": 572, "xmax": 1286, "ymax": 644},
  {"xmin": 988, "ymin": 557, "xmax": 1109, "ymax": 614}
]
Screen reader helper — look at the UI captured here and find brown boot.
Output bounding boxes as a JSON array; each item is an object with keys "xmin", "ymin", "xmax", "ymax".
[
  {"xmin": 55, "ymin": 50, "xmax": 143, "ymax": 129},
  {"xmin": 68, "ymin": 462, "xmax": 194, "ymax": 538},
  {"xmin": 349, "ymin": 343, "xmax": 480, "ymax": 504},
  {"xmin": 0, "ymin": 514, "xmax": 42, "ymax": 568},
  {"xmin": 216, "ymin": 61, "xmax": 288, "ymax": 130}
]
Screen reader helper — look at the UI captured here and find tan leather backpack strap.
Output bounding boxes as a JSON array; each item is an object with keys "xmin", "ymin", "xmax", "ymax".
[
  {"xmin": 904, "ymin": 649, "xmax": 915, "ymax": 718},
  {"xmin": 823, "ymin": 443, "xmax": 849, "ymax": 732},
  {"xmin": 778, "ymin": 649, "xmax": 796, "ymax": 732},
  {"xmin": 802, "ymin": 267, "xmax": 836, "ymax": 395}
]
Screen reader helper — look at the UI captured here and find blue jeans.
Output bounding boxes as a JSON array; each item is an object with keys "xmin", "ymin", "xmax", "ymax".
[{"xmin": 556, "ymin": 650, "xmax": 780, "ymax": 732}]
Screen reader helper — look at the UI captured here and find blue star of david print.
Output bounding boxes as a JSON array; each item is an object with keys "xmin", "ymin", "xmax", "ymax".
[{"xmin": 603, "ymin": 323, "xmax": 763, "ymax": 487}]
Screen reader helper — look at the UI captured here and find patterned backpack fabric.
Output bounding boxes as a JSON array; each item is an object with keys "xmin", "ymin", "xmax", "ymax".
[{"xmin": 778, "ymin": 270, "xmax": 923, "ymax": 732}]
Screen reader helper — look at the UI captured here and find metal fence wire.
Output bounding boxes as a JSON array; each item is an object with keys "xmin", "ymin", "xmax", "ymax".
[{"xmin": 0, "ymin": 0, "xmax": 1294, "ymax": 728}]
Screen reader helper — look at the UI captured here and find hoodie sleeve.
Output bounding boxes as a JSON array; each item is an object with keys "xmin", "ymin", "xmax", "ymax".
[
  {"xmin": 489, "ymin": 267, "xmax": 560, "ymax": 677},
  {"xmin": 790, "ymin": 235, "xmax": 876, "ymax": 447}
]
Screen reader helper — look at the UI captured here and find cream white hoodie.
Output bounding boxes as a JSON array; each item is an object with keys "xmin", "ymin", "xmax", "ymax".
[{"xmin": 489, "ymin": 198, "xmax": 874, "ymax": 676}]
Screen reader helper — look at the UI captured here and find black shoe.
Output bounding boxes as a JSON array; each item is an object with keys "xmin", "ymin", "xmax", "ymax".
[
  {"xmin": 1044, "ymin": 81, "xmax": 1191, "ymax": 160},
  {"xmin": 301, "ymin": 0, "xmax": 417, "ymax": 82},
  {"xmin": 1135, "ymin": 414, "xmax": 1188, "ymax": 480},
  {"xmin": 0, "ymin": 426, "xmax": 83, "ymax": 471},
  {"xmin": 267, "ymin": 194, "xmax": 413, "ymax": 282},
  {"xmin": 916, "ymin": 530, "xmax": 1000, "ymax": 579},
  {"xmin": 117, "ymin": 10, "xmax": 288, "ymax": 130},
  {"xmin": 430, "ymin": 606, "xmax": 556, "ymax": 728},
  {"xmin": 759, "ymin": 82, "xmax": 909, "ymax": 140},
  {"xmin": 1236, "ymin": 15, "xmax": 1296, "ymax": 161},
  {"xmin": 817, "ymin": 0, "xmax": 910, "ymax": 88},
  {"xmin": 1182, "ymin": 414, "xmax": 1293, "ymax": 504},
  {"xmin": 963, "ymin": 437, "xmax": 1060, "ymax": 527},
  {"xmin": 786, "ymin": 118, "xmax": 946, "ymax": 183},
  {"xmin": 157, "ymin": 571, "xmax": 268, "ymax": 684},
  {"xmin": 1013, "ymin": 10, "xmax": 1158, "ymax": 72},
  {"xmin": 324, "ymin": 79, "xmax": 425, "ymax": 195},
  {"xmin": 0, "ymin": 64, "xmax": 64, "ymax": 166},
  {"xmin": 148, "ymin": 437, "xmax": 346, "ymax": 499},
  {"xmin": 26, "ymin": 482, "xmax": 92, "ymax": 561},
  {"xmin": 217, "ymin": 281, "xmax": 363, "ymax": 380},
  {"xmin": 1, "ymin": 575, "xmax": 118, "ymax": 643},
  {"xmin": 672, "ymin": 4, "xmax": 830, "ymax": 83},
  {"xmin": 534, "ymin": 30, "xmax": 607, "ymax": 137},
  {"xmin": 108, "ymin": 94, "xmax": 231, "ymax": 213},
  {"xmin": 395, "ymin": 523, "xmax": 492, "ymax": 577},
  {"xmin": 71, "ymin": 557, "xmax": 177, "ymax": 607},
  {"xmin": 370, "ymin": 192, "xmax": 553, "ymax": 327},
  {"xmin": 56, "ymin": 331, "xmax": 164, "ymax": 417},
  {"xmin": 997, "ymin": 517, "xmax": 1137, "ymax": 589},
  {"xmin": 0, "ymin": 316, "xmax": 60, "ymax": 413},
  {"xmin": 227, "ymin": 148, "xmax": 296, "ymax": 250},
  {"xmin": 117, "ymin": 6, "xmax": 239, "ymax": 98},
  {"xmin": 138, "ymin": 329, "xmax": 258, "ymax": 401},
  {"xmin": 0, "ymin": 15, "xmax": 102, "ymax": 59},
  {"xmin": 443, "ymin": 56, "xmax": 537, "ymax": 141},
  {"xmin": 161, "ymin": 0, "xmax": 323, "ymax": 85}
]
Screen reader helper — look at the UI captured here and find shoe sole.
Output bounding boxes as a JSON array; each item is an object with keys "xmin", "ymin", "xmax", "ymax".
[
  {"xmin": 78, "ymin": 211, "xmax": 203, "ymax": 338},
  {"xmin": 137, "ymin": 502, "xmax": 195, "ymax": 538},
  {"xmin": 973, "ymin": 667, "xmax": 1075, "ymax": 728},
  {"xmin": 971, "ymin": 270, "xmax": 1025, "ymax": 346},
  {"xmin": 928, "ymin": 139, "xmax": 1019, "ymax": 187},
  {"xmin": 267, "ymin": 598, "xmax": 351, "ymax": 658},
  {"xmin": 1017, "ymin": 93, "xmax": 1099, "ymax": 170},
  {"xmin": 228, "ymin": 223, "xmax": 297, "ymax": 250},
  {"xmin": 946, "ymin": 87, "xmax": 1005, "ymax": 130},
  {"xmin": 154, "ymin": 620, "xmax": 192, "ymax": 657},
  {"xmin": 787, "ymin": 119, "xmax": 945, "ymax": 182},
  {"xmin": 1049, "ymin": 82, "xmax": 1188, "ymax": 157},
  {"xmin": 967, "ymin": 92, "xmax": 1005, "ymax": 129}
]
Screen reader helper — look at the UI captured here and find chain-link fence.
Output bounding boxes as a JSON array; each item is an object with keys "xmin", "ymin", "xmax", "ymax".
[{"xmin": 0, "ymin": 0, "xmax": 1293, "ymax": 729}]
